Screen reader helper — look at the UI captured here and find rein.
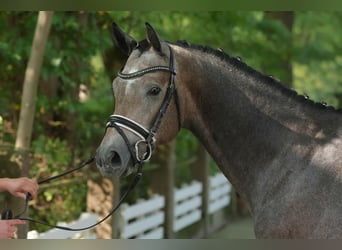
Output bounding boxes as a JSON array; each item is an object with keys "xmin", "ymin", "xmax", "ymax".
[
  {"xmin": 1, "ymin": 156, "xmax": 143, "ymax": 232},
  {"xmin": 1, "ymin": 44, "xmax": 179, "ymax": 234}
]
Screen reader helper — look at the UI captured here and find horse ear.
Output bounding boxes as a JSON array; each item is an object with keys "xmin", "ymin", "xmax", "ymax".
[
  {"xmin": 145, "ymin": 22, "xmax": 162, "ymax": 53},
  {"xmin": 112, "ymin": 22, "xmax": 138, "ymax": 56}
]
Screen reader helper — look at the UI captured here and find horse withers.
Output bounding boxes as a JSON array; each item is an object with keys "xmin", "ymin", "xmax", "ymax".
[{"xmin": 95, "ymin": 22, "xmax": 342, "ymax": 239}]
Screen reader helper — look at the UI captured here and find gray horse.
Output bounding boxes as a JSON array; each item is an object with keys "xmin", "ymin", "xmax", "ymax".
[{"xmin": 95, "ymin": 23, "xmax": 342, "ymax": 238}]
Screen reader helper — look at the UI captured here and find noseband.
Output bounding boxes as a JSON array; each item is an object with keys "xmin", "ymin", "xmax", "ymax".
[{"xmin": 106, "ymin": 45, "xmax": 181, "ymax": 164}]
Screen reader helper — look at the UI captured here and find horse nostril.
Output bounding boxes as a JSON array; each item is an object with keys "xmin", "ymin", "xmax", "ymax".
[{"xmin": 110, "ymin": 151, "xmax": 122, "ymax": 167}]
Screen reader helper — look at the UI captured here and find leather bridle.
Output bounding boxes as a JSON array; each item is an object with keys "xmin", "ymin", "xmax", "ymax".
[{"xmin": 106, "ymin": 45, "xmax": 181, "ymax": 165}]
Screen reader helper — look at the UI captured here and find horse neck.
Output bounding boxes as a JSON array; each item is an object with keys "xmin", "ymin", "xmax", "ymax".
[{"xmin": 174, "ymin": 45, "xmax": 341, "ymax": 209}]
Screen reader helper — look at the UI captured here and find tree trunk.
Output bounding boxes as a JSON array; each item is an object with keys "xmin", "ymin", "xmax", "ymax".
[{"xmin": 12, "ymin": 11, "xmax": 53, "ymax": 239}]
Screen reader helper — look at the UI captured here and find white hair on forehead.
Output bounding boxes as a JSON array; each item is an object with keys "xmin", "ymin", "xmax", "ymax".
[
  {"xmin": 124, "ymin": 78, "xmax": 140, "ymax": 95},
  {"xmin": 123, "ymin": 52, "xmax": 159, "ymax": 95}
]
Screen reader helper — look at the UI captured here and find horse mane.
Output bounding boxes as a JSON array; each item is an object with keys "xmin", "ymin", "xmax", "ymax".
[{"xmin": 172, "ymin": 40, "xmax": 342, "ymax": 114}]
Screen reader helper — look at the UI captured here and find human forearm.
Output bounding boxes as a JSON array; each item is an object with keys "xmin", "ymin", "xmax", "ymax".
[{"xmin": 0, "ymin": 178, "xmax": 11, "ymax": 192}]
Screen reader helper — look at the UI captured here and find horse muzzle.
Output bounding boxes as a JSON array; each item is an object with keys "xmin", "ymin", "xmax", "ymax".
[
  {"xmin": 95, "ymin": 133, "xmax": 134, "ymax": 177},
  {"xmin": 95, "ymin": 115, "xmax": 154, "ymax": 177}
]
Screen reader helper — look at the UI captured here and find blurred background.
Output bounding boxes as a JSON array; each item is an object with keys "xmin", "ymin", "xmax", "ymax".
[{"xmin": 0, "ymin": 11, "xmax": 341, "ymax": 239}]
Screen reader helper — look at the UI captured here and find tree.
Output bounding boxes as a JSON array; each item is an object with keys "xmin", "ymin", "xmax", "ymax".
[
  {"xmin": 264, "ymin": 11, "xmax": 295, "ymax": 86},
  {"xmin": 12, "ymin": 11, "xmax": 53, "ymax": 239}
]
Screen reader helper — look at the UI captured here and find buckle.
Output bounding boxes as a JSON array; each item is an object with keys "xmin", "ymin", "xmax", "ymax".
[{"xmin": 135, "ymin": 140, "xmax": 153, "ymax": 163}]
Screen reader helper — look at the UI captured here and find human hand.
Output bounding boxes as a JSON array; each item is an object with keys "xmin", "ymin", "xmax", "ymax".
[
  {"xmin": 4, "ymin": 177, "xmax": 39, "ymax": 200},
  {"xmin": 0, "ymin": 219, "xmax": 26, "ymax": 239}
]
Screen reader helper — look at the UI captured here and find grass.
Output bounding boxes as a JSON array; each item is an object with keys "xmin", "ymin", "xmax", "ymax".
[{"xmin": 209, "ymin": 216, "xmax": 255, "ymax": 239}]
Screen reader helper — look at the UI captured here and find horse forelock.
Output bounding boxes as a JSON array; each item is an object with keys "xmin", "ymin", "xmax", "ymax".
[{"xmin": 136, "ymin": 39, "xmax": 150, "ymax": 53}]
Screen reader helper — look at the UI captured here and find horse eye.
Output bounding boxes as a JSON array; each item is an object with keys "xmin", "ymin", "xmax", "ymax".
[{"xmin": 148, "ymin": 86, "xmax": 161, "ymax": 96}]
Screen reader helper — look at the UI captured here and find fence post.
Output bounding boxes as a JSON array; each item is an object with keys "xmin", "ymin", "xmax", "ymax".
[
  {"xmin": 189, "ymin": 144, "xmax": 210, "ymax": 237},
  {"xmin": 149, "ymin": 140, "xmax": 176, "ymax": 238}
]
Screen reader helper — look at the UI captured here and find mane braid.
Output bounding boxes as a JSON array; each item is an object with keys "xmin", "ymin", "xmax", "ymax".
[{"xmin": 173, "ymin": 40, "xmax": 341, "ymax": 114}]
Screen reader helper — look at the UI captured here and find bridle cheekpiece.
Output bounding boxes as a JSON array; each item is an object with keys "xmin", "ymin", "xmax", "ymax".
[{"xmin": 106, "ymin": 45, "xmax": 181, "ymax": 165}]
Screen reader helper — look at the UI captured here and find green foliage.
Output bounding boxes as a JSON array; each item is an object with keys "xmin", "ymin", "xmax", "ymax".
[
  {"xmin": 29, "ymin": 181, "xmax": 87, "ymax": 232},
  {"xmin": 0, "ymin": 12, "xmax": 111, "ymax": 230},
  {"xmin": 29, "ymin": 135, "xmax": 88, "ymax": 232},
  {"xmin": 31, "ymin": 135, "xmax": 71, "ymax": 175},
  {"xmin": 293, "ymin": 12, "xmax": 342, "ymax": 107},
  {"xmin": 174, "ymin": 129, "xmax": 199, "ymax": 186}
]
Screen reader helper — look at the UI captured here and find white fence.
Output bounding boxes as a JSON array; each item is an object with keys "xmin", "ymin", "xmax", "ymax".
[
  {"xmin": 119, "ymin": 194, "xmax": 165, "ymax": 239},
  {"xmin": 27, "ymin": 212, "xmax": 98, "ymax": 239},
  {"xmin": 209, "ymin": 172, "xmax": 232, "ymax": 214},
  {"xmin": 28, "ymin": 173, "xmax": 231, "ymax": 239},
  {"xmin": 173, "ymin": 180, "xmax": 202, "ymax": 232},
  {"xmin": 119, "ymin": 172, "xmax": 232, "ymax": 238}
]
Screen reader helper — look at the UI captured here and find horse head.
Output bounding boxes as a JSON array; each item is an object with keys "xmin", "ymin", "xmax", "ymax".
[{"xmin": 95, "ymin": 23, "xmax": 181, "ymax": 177}]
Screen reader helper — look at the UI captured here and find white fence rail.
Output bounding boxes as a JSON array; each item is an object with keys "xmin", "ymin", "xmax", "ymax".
[
  {"xmin": 119, "ymin": 194, "xmax": 165, "ymax": 239},
  {"xmin": 28, "ymin": 173, "xmax": 231, "ymax": 239},
  {"xmin": 208, "ymin": 173, "xmax": 232, "ymax": 214},
  {"xmin": 27, "ymin": 212, "xmax": 98, "ymax": 239},
  {"xmin": 173, "ymin": 180, "xmax": 203, "ymax": 232}
]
